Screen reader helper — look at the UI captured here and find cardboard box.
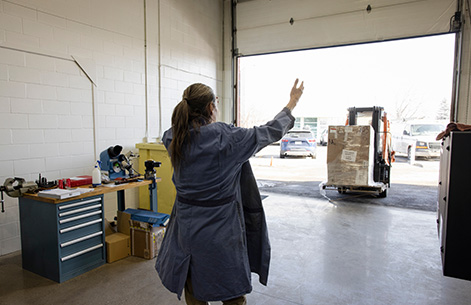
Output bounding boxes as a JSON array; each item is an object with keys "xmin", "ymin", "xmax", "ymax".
[
  {"xmin": 104, "ymin": 218, "xmax": 117, "ymax": 236},
  {"xmin": 105, "ymin": 233, "xmax": 131, "ymax": 263},
  {"xmin": 117, "ymin": 210, "xmax": 131, "ymax": 235},
  {"xmin": 327, "ymin": 125, "xmax": 374, "ymax": 186},
  {"xmin": 130, "ymin": 221, "xmax": 165, "ymax": 260}
]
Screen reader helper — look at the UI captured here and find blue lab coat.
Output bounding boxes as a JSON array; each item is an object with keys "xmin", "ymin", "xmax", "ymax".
[{"xmin": 155, "ymin": 108, "xmax": 295, "ymax": 301}]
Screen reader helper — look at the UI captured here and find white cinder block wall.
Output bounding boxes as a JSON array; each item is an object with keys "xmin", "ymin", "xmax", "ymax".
[{"xmin": 0, "ymin": 0, "xmax": 225, "ymax": 256}]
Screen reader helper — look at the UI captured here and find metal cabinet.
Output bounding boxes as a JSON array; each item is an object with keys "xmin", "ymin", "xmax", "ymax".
[
  {"xmin": 136, "ymin": 143, "xmax": 176, "ymax": 214},
  {"xmin": 19, "ymin": 195, "xmax": 105, "ymax": 283},
  {"xmin": 437, "ymin": 131, "xmax": 471, "ymax": 281}
]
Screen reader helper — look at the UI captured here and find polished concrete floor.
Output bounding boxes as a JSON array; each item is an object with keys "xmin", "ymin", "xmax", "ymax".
[{"xmin": 2, "ymin": 192, "xmax": 471, "ymax": 305}]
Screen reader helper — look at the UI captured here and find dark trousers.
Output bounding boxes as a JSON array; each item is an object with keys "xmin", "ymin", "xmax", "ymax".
[{"xmin": 184, "ymin": 277, "xmax": 247, "ymax": 305}]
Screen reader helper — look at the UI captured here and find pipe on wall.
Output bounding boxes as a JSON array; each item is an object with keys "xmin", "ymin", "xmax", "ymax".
[{"xmin": 143, "ymin": 0, "xmax": 163, "ymax": 141}]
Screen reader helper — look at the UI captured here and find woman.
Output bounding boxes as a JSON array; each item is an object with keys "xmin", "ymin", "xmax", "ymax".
[{"xmin": 156, "ymin": 79, "xmax": 304, "ymax": 305}]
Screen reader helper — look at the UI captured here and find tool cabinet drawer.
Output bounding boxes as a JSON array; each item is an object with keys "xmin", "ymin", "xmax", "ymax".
[
  {"xmin": 59, "ymin": 222, "xmax": 103, "ymax": 244},
  {"xmin": 60, "ymin": 231, "xmax": 103, "ymax": 257},
  {"xmin": 58, "ymin": 196, "xmax": 103, "ymax": 236},
  {"xmin": 60, "ymin": 243, "xmax": 104, "ymax": 276},
  {"xmin": 57, "ymin": 195, "xmax": 105, "ymax": 282},
  {"xmin": 59, "ymin": 212, "xmax": 102, "ymax": 231},
  {"xmin": 58, "ymin": 197, "xmax": 102, "ymax": 218}
]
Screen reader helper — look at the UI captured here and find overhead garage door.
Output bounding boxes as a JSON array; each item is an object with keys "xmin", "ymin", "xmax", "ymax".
[
  {"xmin": 235, "ymin": 0, "xmax": 458, "ymax": 56},
  {"xmin": 233, "ymin": 0, "xmax": 471, "ymax": 124}
]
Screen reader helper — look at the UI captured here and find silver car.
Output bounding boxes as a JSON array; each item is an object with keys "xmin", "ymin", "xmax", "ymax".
[{"xmin": 280, "ymin": 130, "xmax": 317, "ymax": 159}]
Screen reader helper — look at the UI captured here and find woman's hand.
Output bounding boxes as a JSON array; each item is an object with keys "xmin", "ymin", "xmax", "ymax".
[{"xmin": 286, "ymin": 79, "xmax": 304, "ymax": 111}]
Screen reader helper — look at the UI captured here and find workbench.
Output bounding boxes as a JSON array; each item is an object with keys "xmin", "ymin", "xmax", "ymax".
[{"xmin": 19, "ymin": 179, "xmax": 159, "ymax": 283}]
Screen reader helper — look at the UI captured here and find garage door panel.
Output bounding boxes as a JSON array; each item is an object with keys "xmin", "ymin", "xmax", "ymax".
[
  {"xmin": 236, "ymin": 0, "xmax": 457, "ymax": 55},
  {"xmin": 238, "ymin": 0, "xmax": 370, "ymax": 29}
]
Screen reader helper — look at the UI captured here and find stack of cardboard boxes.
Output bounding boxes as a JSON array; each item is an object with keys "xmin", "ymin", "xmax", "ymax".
[
  {"xmin": 105, "ymin": 214, "xmax": 131, "ymax": 263},
  {"xmin": 105, "ymin": 209, "xmax": 168, "ymax": 263},
  {"xmin": 130, "ymin": 220, "xmax": 165, "ymax": 259},
  {"xmin": 326, "ymin": 125, "xmax": 375, "ymax": 186}
]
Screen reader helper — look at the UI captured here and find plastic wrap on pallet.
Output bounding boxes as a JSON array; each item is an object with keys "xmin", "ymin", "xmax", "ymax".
[{"xmin": 326, "ymin": 125, "xmax": 375, "ymax": 186}]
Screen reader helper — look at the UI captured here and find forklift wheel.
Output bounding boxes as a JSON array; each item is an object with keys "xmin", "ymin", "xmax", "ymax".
[{"xmin": 378, "ymin": 189, "xmax": 387, "ymax": 198}]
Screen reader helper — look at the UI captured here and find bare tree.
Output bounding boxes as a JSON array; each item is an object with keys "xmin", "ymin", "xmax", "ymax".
[
  {"xmin": 239, "ymin": 105, "xmax": 270, "ymax": 128},
  {"xmin": 392, "ymin": 98, "xmax": 424, "ymax": 122},
  {"xmin": 391, "ymin": 87, "xmax": 427, "ymax": 122}
]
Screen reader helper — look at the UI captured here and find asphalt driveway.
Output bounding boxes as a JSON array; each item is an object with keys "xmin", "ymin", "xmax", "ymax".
[{"xmin": 250, "ymin": 145, "xmax": 439, "ymax": 212}]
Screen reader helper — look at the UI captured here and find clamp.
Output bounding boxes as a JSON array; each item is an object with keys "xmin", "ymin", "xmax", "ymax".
[
  {"xmin": 144, "ymin": 160, "xmax": 161, "ymax": 212},
  {"xmin": 0, "ymin": 177, "xmax": 39, "ymax": 213}
]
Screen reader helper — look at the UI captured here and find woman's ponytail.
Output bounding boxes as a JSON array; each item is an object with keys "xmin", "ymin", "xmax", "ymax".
[
  {"xmin": 168, "ymin": 83, "xmax": 215, "ymax": 169},
  {"xmin": 169, "ymin": 99, "xmax": 190, "ymax": 169}
]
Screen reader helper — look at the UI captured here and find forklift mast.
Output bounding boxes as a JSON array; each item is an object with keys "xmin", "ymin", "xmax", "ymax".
[{"xmin": 347, "ymin": 106, "xmax": 391, "ymax": 186}]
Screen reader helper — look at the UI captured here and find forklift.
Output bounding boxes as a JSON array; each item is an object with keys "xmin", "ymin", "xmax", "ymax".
[{"xmin": 324, "ymin": 106, "xmax": 394, "ymax": 198}]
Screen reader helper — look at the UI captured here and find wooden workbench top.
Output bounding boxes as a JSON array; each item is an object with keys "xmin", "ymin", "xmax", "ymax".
[{"xmin": 22, "ymin": 178, "xmax": 161, "ymax": 204}]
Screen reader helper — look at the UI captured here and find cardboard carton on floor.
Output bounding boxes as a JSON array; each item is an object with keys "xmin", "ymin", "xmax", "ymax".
[
  {"xmin": 117, "ymin": 210, "xmax": 132, "ymax": 235},
  {"xmin": 104, "ymin": 218, "xmax": 116, "ymax": 236},
  {"xmin": 327, "ymin": 125, "xmax": 375, "ymax": 186},
  {"xmin": 130, "ymin": 220, "xmax": 165, "ymax": 260},
  {"xmin": 105, "ymin": 232, "xmax": 131, "ymax": 263}
]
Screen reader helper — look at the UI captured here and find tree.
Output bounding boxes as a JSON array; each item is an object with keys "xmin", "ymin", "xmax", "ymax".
[
  {"xmin": 239, "ymin": 104, "xmax": 270, "ymax": 128},
  {"xmin": 436, "ymin": 98, "xmax": 450, "ymax": 121},
  {"xmin": 392, "ymin": 97, "xmax": 425, "ymax": 122}
]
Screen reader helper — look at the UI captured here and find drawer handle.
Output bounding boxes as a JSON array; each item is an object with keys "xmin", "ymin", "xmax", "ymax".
[
  {"xmin": 61, "ymin": 243, "xmax": 103, "ymax": 262},
  {"xmin": 59, "ymin": 204, "xmax": 102, "ymax": 217},
  {"xmin": 59, "ymin": 210, "xmax": 102, "ymax": 224},
  {"xmin": 60, "ymin": 219, "xmax": 102, "ymax": 233},
  {"xmin": 59, "ymin": 198, "xmax": 101, "ymax": 210},
  {"xmin": 61, "ymin": 231, "xmax": 103, "ymax": 248}
]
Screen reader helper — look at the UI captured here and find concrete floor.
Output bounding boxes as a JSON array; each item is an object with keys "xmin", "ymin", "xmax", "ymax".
[{"xmin": 2, "ymin": 192, "xmax": 471, "ymax": 305}]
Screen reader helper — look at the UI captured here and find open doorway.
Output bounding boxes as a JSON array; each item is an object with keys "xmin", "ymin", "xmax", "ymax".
[{"xmin": 239, "ymin": 34, "xmax": 456, "ymax": 211}]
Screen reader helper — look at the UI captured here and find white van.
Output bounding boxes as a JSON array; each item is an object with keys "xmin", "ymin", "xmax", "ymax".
[{"xmin": 392, "ymin": 122, "xmax": 445, "ymax": 159}]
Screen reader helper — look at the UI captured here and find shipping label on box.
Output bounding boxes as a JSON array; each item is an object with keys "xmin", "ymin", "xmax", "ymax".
[
  {"xmin": 327, "ymin": 125, "xmax": 375, "ymax": 186},
  {"xmin": 341, "ymin": 149, "xmax": 357, "ymax": 162}
]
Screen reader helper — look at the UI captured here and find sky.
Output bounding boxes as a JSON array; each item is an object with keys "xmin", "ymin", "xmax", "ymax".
[{"xmin": 239, "ymin": 34, "xmax": 456, "ymax": 126}]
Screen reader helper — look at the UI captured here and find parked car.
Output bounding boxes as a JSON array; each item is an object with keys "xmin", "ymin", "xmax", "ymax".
[
  {"xmin": 392, "ymin": 122, "xmax": 445, "ymax": 160},
  {"xmin": 280, "ymin": 130, "xmax": 317, "ymax": 158},
  {"xmin": 319, "ymin": 129, "xmax": 328, "ymax": 146}
]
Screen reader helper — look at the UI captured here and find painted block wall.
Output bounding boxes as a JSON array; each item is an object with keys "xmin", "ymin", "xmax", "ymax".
[{"xmin": 0, "ymin": 0, "xmax": 224, "ymax": 256}]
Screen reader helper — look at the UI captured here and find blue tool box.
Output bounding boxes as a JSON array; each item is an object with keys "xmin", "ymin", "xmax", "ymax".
[{"xmin": 123, "ymin": 208, "xmax": 169, "ymax": 227}]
